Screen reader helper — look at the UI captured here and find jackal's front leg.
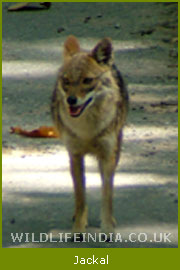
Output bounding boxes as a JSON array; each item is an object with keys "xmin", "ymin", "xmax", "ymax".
[
  {"xmin": 99, "ymin": 154, "xmax": 118, "ymax": 237},
  {"xmin": 69, "ymin": 154, "xmax": 88, "ymax": 234}
]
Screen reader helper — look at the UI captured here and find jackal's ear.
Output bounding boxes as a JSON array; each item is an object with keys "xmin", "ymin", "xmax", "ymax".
[
  {"xmin": 64, "ymin": 35, "xmax": 80, "ymax": 61},
  {"xmin": 91, "ymin": 38, "xmax": 113, "ymax": 65}
]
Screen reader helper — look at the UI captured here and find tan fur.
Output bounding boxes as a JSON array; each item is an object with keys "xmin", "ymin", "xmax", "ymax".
[{"xmin": 51, "ymin": 36, "xmax": 128, "ymax": 237}]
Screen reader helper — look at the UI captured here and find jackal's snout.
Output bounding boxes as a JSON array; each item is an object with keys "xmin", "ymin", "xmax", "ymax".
[
  {"xmin": 67, "ymin": 95, "xmax": 77, "ymax": 106},
  {"xmin": 66, "ymin": 94, "xmax": 93, "ymax": 118}
]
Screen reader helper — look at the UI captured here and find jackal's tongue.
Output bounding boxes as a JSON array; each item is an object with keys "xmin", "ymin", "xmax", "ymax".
[
  {"xmin": 68, "ymin": 97, "xmax": 93, "ymax": 117},
  {"xmin": 69, "ymin": 105, "xmax": 83, "ymax": 117}
]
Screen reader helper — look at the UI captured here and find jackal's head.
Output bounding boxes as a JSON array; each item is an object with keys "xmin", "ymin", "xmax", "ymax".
[{"xmin": 58, "ymin": 35, "xmax": 113, "ymax": 117}]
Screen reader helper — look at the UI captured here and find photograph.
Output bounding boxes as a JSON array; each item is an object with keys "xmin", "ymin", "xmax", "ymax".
[{"xmin": 2, "ymin": 1, "xmax": 178, "ymax": 252}]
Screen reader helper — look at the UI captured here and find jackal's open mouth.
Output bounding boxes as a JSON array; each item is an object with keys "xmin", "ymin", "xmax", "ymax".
[{"xmin": 69, "ymin": 97, "xmax": 93, "ymax": 117}]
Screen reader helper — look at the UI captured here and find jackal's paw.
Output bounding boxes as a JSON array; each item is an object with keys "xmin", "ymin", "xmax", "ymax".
[
  {"xmin": 71, "ymin": 232, "xmax": 84, "ymax": 242},
  {"xmin": 71, "ymin": 222, "xmax": 87, "ymax": 242},
  {"xmin": 101, "ymin": 216, "xmax": 117, "ymax": 241},
  {"xmin": 71, "ymin": 206, "xmax": 88, "ymax": 241}
]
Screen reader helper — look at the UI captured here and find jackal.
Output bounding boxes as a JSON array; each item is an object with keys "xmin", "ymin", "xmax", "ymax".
[{"xmin": 51, "ymin": 36, "xmax": 128, "ymax": 237}]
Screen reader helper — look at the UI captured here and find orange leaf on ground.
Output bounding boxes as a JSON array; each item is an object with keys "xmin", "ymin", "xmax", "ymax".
[{"xmin": 10, "ymin": 126, "xmax": 60, "ymax": 138}]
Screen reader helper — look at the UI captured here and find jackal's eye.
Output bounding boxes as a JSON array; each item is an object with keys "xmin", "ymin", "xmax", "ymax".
[
  {"xmin": 83, "ymin": 77, "xmax": 93, "ymax": 84},
  {"xmin": 62, "ymin": 77, "xmax": 70, "ymax": 86}
]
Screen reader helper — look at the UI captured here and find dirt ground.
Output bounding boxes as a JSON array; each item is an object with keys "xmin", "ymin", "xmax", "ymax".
[{"xmin": 2, "ymin": 2, "xmax": 178, "ymax": 248}]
